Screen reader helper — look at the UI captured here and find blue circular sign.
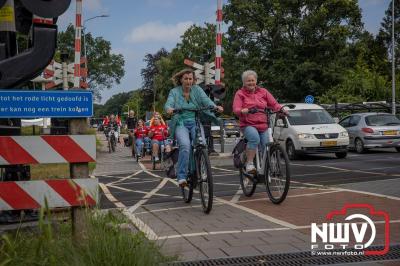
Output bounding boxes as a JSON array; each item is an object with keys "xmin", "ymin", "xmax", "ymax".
[{"xmin": 305, "ymin": 95, "xmax": 314, "ymax": 104}]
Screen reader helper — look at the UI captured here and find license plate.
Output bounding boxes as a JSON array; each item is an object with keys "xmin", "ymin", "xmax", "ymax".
[
  {"xmin": 227, "ymin": 125, "xmax": 234, "ymax": 129},
  {"xmin": 383, "ymin": 130, "xmax": 397, "ymax": 136},
  {"xmin": 321, "ymin": 141, "xmax": 337, "ymax": 147}
]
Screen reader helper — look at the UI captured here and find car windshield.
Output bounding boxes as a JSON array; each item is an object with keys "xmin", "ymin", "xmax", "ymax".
[
  {"xmin": 287, "ymin": 109, "xmax": 335, "ymax": 125},
  {"xmin": 365, "ymin": 114, "xmax": 400, "ymax": 126}
]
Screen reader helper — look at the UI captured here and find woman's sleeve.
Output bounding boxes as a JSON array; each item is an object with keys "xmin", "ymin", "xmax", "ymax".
[
  {"xmin": 265, "ymin": 89, "xmax": 282, "ymax": 112},
  {"xmin": 164, "ymin": 89, "xmax": 176, "ymax": 112},
  {"xmin": 232, "ymin": 90, "xmax": 243, "ymax": 116},
  {"xmin": 197, "ymin": 86, "xmax": 216, "ymax": 107}
]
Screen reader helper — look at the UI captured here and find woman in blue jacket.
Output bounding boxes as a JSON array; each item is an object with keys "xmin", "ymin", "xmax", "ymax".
[{"xmin": 165, "ymin": 68, "xmax": 223, "ymax": 186}]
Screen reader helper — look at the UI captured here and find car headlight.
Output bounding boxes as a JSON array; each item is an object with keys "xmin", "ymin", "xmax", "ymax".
[
  {"xmin": 339, "ymin": 131, "xmax": 348, "ymax": 137},
  {"xmin": 298, "ymin": 133, "xmax": 315, "ymax": 139}
]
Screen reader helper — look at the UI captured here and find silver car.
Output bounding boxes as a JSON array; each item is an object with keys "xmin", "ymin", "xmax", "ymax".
[{"xmin": 339, "ymin": 113, "xmax": 400, "ymax": 153}]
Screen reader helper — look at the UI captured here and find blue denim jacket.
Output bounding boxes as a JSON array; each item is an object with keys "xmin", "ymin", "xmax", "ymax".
[{"xmin": 164, "ymin": 85, "xmax": 219, "ymax": 138}]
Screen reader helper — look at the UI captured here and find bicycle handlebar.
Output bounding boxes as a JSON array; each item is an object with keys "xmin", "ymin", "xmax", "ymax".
[
  {"xmin": 173, "ymin": 106, "xmax": 218, "ymax": 114},
  {"xmin": 248, "ymin": 104, "xmax": 296, "ymax": 115}
]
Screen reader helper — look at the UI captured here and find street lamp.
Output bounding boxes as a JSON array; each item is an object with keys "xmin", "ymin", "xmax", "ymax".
[{"xmin": 82, "ymin": 14, "xmax": 109, "ymax": 80}]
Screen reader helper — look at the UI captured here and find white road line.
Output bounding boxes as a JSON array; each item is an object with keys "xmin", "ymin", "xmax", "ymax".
[
  {"xmin": 146, "ymin": 168, "xmax": 298, "ymax": 229},
  {"xmin": 98, "ymin": 183, "xmax": 125, "ymax": 209},
  {"xmin": 230, "ymin": 186, "xmax": 243, "ymax": 203},
  {"xmin": 213, "ymin": 173, "xmax": 238, "ymax": 177},
  {"xmin": 110, "ymin": 180, "xmax": 159, "ymax": 186},
  {"xmin": 238, "ymin": 190, "xmax": 341, "ymax": 203},
  {"xmin": 99, "ymin": 181, "xmax": 160, "ymax": 241},
  {"xmin": 211, "ymin": 166, "xmax": 237, "ymax": 172},
  {"xmin": 333, "ymin": 187, "xmax": 400, "ymax": 201},
  {"xmin": 94, "ymin": 170, "xmax": 137, "ymax": 176},
  {"xmin": 128, "ymin": 178, "xmax": 169, "ymax": 213},
  {"xmin": 107, "ymin": 184, "xmax": 173, "ymax": 198},
  {"xmin": 134, "ymin": 202, "xmax": 225, "ymax": 215},
  {"xmin": 214, "ymin": 182, "xmax": 239, "ymax": 186},
  {"xmin": 107, "ymin": 170, "xmax": 144, "ymax": 185},
  {"xmin": 157, "ymin": 220, "xmax": 400, "ymax": 240}
]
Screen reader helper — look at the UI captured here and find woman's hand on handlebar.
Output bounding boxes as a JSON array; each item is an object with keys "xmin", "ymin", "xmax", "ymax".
[{"xmin": 216, "ymin": 106, "xmax": 224, "ymax": 113}]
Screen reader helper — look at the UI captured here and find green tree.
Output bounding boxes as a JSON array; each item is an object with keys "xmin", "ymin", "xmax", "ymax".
[
  {"xmin": 57, "ymin": 24, "xmax": 125, "ymax": 100},
  {"xmin": 223, "ymin": 0, "xmax": 363, "ymax": 102},
  {"xmin": 100, "ymin": 91, "xmax": 134, "ymax": 116},
  {"xmin": 123, "ymin": 90, "xmax": 145, "ymax": 120}
]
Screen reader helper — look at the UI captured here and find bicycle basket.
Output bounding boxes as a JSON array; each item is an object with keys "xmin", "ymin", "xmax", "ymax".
[{"xmin": 232, "ymin": 139, "xmax": 246, "ymax": 168}]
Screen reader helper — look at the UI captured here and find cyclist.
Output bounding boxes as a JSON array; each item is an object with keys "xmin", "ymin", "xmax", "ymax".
[
  {"xmin": 104, "ymin": 114, "xmax": 120, "ymax": 143},
  {"xmin": 232, "ymin": 70, "xmax": 287, "ymax": 174},
  {"xmin": 165, "ymin": 68, "xmax": 223, "ymax": 186},
  {"xmin": 134, "ymin": 119, "xmax": 149, "ymax": 158},
  {"xmin": 148, "ymin": 116, "xmax": 171, "ymax": 162},
  {"xmin": 125, "ymin": 110, "xmax": 137, "ymax": 148}
]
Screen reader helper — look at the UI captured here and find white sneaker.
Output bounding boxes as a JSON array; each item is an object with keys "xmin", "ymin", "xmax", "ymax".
[
  {"xmin": 178, "ymin": 179, "xmax": 187, "ymax": 186},
  {"xmin": 246, "ymin": 163, "xmax": 256, "ymax": 174}
]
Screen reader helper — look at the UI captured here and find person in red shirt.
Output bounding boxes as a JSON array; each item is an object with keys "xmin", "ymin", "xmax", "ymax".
[
  {"xmin": 134, "ymin": 119, "xmax": 148, "ymax": 158},
  {"xmin": 148, "ymin": 116, "xmax": 171, "ymax": 161}
]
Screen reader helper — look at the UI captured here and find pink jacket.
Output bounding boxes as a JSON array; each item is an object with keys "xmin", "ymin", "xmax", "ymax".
[{"xmin": 232, "ymin": 87, "xmax": 282, "ymax": 132}]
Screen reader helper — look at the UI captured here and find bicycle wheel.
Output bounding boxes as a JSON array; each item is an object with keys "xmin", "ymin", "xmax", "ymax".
[
  {"xmin": 181, "ymin": 174, "xmax": 194, "ymax": 203},
  {"xmin": 196, "ymin": 148, "xmax": 213, "ymax": 214},
  {"xmin": 239, "ymin": 153, "xmax": 257, "ymax": 197},
  {"xmin": 264, "ymin": 144, "xmax": 290, "ymax": 204},
  {"xmin": 111, "ymin": 137, "xmax": 116, "ymax": 152}
]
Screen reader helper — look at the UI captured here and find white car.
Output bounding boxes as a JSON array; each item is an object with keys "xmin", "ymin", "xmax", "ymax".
[{"xmin": 273, "ymin": 103, "xmax": 349, "ymax": 159}]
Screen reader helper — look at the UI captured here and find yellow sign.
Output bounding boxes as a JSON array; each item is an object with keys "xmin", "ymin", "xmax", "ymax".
[
  {"xmin": 0, "ymin": 6, "xmax": 14, "ymax": 22},
  {"xmin": 321, "ymin": 141, "xmax": 337, "ymax": 147},
  {"xmin": 383, "ymin": 130, "xmax": 397, "ymax": 136}
]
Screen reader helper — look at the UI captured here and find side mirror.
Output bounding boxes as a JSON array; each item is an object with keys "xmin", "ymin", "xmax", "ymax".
[{"xmin": 276, "ymin": 119, "xmax": 284, "ymax": 127}]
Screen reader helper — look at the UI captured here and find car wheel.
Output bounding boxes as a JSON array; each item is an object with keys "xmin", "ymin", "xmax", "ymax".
[
  {"xmin": 335, "ymin": 152, "xmax": 347, "ymax": 159},
  {"xmin": 286, "ymin": 140, "xmax": 297, "ymax": 160},
  {"xmin": 396, "ymin": 147, "xmax": 400, "ymax": 152},
  {"xmin": 355, "ymin": 138, "xmax": 365, "ymax": 154}
]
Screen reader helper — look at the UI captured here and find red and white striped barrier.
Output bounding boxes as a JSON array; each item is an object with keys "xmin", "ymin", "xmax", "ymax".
[
  {"xmin": 215, "ymin": 0, "xmax": 223, "ymax": 85},
  {"xmin": 74, "ymin": 0, "xmax": 83, "ymax": 88},
  {"xmin": 0, "ymin": 179, "xmax": 98, "ymax": 211},
  {"xmin": 0, "ymin": 135, "xmax": 96, "ymax": 165}
]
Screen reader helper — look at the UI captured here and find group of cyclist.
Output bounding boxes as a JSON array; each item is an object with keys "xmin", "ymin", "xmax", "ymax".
[{"xmin": 104, "ymin": 68, "xmax": 286, "ymax": 188}]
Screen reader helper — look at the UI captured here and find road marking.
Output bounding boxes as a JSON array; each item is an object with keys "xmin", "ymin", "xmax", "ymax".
[
  {"xmin": 128, "ymin": 178, "xmax": 169, "ymax": 213},
  {"xmin": 106, "ymin": 184, "xmax": 173, "ymax": 198},
  {"xmin": 99, "ymin": 183, "xmax": 125, "ymax": 208},
  {"xmin": 211, "ymin": 166, "xmax": 237, "ymax": 172},
  {"xmin": 134, "ymin": 202, "xmax": 225, "ymax": 215},
  {"xmin": 122, "ymin": 210, "xmax": 158, "ymax": 240},
  {"xmin": 230, "ymin": 186, "xmax": 242, "ymax": 203},
  {"xmin": 146, "ymin": 167, "xmax": 298, "ymax": 229},
  {"xmin": 333, "ymin": 187, "xmax": 400, "ymax": 201},
  {"xmin": 107, "ymin": 170, "xmax": 144, "ymax": 185},
  {"xmin": 157, "ymin": 219, "xmax": 400, "ymax": 240},
  {"xmin": 238, "ymin": 190, "xmax": 341, "ymax": 203},
  {"xmin": 213, "ymin": 172, "xmax": 238, "ymax": 177},
  {"xmin": 94, "ymin": 170, "xmax": 138, "ymax": 176},
  {"xmin": 291, "ymin": 163, "xmax": 400, "ymax": 177},
  {"xmin": 214, "ymin": 182, "xmax": 239, "ymax": 186}
]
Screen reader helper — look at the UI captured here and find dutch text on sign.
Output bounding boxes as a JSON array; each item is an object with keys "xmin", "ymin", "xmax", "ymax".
[{"xmin": 0, "ymin": 90, "xmax": 93, "ymax": 118}]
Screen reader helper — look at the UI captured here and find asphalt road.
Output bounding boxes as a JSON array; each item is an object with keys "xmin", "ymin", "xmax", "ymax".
[{"xmin": 95, "ymin": 134, "xmax": 400, "ymax": 263}]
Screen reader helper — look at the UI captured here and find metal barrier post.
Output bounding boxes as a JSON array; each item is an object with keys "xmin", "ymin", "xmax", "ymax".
[{"xmin": 219, "ymin": 119, "xmax": 224, "ymax": 153}]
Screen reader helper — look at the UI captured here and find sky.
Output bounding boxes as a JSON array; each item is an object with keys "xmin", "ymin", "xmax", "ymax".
[{"xmin": 57, "ymin": 0, "xmax": 391, "ymax": 104}]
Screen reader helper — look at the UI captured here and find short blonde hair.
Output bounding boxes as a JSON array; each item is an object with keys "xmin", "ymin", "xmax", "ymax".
[
  {"xmin": 242, "ymin": 70, "xmax": 258, "ymax": 85},
  {"xmin": 171, "ymin": 68, "xmax": 196, "ymax": 86}
]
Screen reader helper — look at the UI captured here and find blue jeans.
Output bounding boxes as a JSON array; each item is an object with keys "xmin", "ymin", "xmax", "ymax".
[
  {"xmin": 175, "ymin": 121, "xmax": 196, "ymax": 181},
  {"xmin": 135, "ymin": 138, "xmax": 144, "ymax": 154},
  {"xmin": 243, "ymin": 126, "xmax": 268, "ymax": 153}
]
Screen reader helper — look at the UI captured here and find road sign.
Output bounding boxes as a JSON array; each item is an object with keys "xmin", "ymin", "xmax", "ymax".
[
  {"xmin": 305, "ymin": 95, "xmax": 314, "ymax": 104},
  {"xmin": 0, "ymin": 90, "xmax": 93, "ymax": 118}
]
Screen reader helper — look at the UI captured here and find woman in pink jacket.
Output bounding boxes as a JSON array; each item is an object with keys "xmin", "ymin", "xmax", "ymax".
[{"xmin": 232, "ymin": 70, "xmax": 284, "ymax": 173}]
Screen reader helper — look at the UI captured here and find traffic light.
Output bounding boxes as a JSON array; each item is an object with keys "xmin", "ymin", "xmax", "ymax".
[{"xmin": 0, "ymin": 0, "xmax": 71, "ymax": 88}]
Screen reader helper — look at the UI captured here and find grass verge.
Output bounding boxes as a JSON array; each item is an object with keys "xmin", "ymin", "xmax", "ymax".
[
  {"xmin": 0, "ymin": 209, "xmax": 173, "ymax": 266},
  {"xmin": 30, "ymin": 163, "xmax": 96, "ymax": 180}
]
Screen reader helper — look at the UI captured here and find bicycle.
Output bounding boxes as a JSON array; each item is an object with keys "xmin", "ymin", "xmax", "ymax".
[
  {"xmin": 237, "ymin": 104, "xmax": 295, "ymax": 204},
  {"xmin": 106, "ymin": 127, "xmax": 117, "ymax": 153},
  {"xmin": 172, "ymin": 106, "xmax": 216, "ymax": 214}
]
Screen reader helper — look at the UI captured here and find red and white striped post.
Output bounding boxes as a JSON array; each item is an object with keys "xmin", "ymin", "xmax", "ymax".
[
  {"xmin": 215, "ymin": 0, "xmax": 223, "ymax": 85},
  {"xmin": 74, "ymin": 0, "xmax": 83, "ymax": 88}
]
